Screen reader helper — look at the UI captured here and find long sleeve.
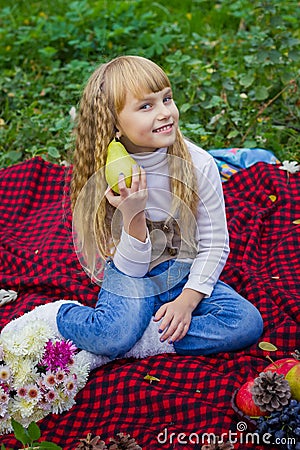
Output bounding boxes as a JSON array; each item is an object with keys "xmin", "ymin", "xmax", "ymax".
[
  {"xmin": 113, "ymin": 227, "xmax": 152, "ymax": 277},
  {"xmin": 183, "ymin": 148, "xmax": 229, "ymax": 297}
]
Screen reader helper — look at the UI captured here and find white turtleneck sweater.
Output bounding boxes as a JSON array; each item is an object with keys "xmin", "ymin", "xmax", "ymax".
[{"xmin": 113, "ymin": 140, "xmax": 229, "ymax": 297}]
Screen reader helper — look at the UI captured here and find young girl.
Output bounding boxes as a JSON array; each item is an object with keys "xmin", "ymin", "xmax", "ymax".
[{"xmin": 56, "ymin": 55, "xmax": 263, "ymax": 359}]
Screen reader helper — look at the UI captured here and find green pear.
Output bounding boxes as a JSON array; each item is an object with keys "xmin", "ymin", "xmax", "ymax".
[
  {"xmin": 105, "ymin": 139, "xmax": 139, "ymax": 194},
  {"xmin": 285, "ymin": 363, "xmax": 300, "ymax": 401}
]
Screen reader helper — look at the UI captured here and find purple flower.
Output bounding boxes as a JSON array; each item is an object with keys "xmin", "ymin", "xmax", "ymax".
[{"xmin": 41, "ymin": 339, "xmax": 77, "ymax": 372}]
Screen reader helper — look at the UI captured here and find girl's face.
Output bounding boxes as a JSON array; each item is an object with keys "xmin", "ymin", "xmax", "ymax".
[{"xmin": 116, "ymin": 87, "xmax": 179, "ymax": 154}]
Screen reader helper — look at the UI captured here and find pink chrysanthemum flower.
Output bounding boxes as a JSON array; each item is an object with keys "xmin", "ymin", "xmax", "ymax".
[
  {"xmin": 17, "ymin": 387, "xmax": 27, "ymax": 398},
  {"xmin": 64, "ymin": 379, "xmax": 77, "ymax": 396},
  {"xmin": 42, "ymin": 372, "xmax": 57, "ymax": 388},
  {"xmin": 55, "ymin": 370, "xmax": 65, "ymax": 383},
  {"xmin": 0, "ymin": 391, "xmax": 9, "ymax": 405},
  {"xmin": 0, "ymin": 365, "xmax": 11, "ymax": 383},
  {"xmin": 39, "ymin": 396, "xmax": 52, "ymax": 411},
  {"xmin": 45, "ymin": 390, "xmax": 57, "ymax": 402},
  {"xmin": 41, "ymin": 339, "xmax": 77, "ymax": 372},
  {"xmin": 27, "ymin": 385, "xmax": 41, "ymax": 401}
]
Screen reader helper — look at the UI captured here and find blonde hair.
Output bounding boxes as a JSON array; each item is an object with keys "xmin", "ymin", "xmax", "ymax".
[{"xmin": 71, "ymin": 55, "xmax": 199, "ymax": 280}]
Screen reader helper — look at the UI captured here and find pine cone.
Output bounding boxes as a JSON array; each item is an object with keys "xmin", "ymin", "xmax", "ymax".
[
  {"xmin": 252, "ymin": 371, "xmax": 291, "ymax": 412},
  {"xmin": 291, "ymin": 349, "xmax": 300, "ymax": 360},
  {"xmin": 75, "ymin": 433, "xmax": 107, "ymax": 449},
  {"xmin": 107, "ymin": 433, "xmax": 142, "ymax": 450}
]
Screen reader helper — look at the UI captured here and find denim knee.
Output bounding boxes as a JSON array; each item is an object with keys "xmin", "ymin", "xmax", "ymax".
[{"xmin": 173, "ymin": 282, "xmax": 264, "ymax": 356}]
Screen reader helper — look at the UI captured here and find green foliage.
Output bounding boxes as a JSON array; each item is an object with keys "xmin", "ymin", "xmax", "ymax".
[
  {"xmin": 0, "ymin": 0, "xmax": 299, "ymax": 167},
  {"xmin": 1, "ymin": 419, "xmax": 62, "ymax": 449}
]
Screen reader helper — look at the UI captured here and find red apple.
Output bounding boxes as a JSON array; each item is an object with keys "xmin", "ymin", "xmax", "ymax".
[
  {"xmin": 263, "ymin": 358, "xmax": 300, "ymax": 376},
  {"xmin": 235, "ymin": 380, "xmax": 267, "ymax": 417},
  {"xmin": 285, "ymin": 364, "xmax": 300, "ymax": 401}
]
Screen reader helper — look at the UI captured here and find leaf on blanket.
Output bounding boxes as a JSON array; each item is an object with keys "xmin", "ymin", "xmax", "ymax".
[
  {"xmin": 0, "ymin": 289, "xmax": 18, "ymax": 306},
  {"xmin": 269, "ymin": 194, "xmax": 277, "ymax": 202},
  {"xmin": 258, "ymin": 341, "xmax": 278, "ymax": 352},
  {"xmin": 293, "ymin": 219, "xmax": 300, "ymax": 224}
]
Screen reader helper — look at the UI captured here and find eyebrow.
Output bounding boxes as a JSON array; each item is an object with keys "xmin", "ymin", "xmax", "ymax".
[{"xmin": 137, "ymin": 88, "xmax": 172, "ymax": 103}]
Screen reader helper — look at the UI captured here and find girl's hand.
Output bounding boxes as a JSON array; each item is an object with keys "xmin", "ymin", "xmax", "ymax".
[
  {"xmin": 105, "ymin": 165, "xmax": 148, "ymax": 241},
  {"xmin": 153, "ymin": 289, "xmax": 204, "ymax": 344}
]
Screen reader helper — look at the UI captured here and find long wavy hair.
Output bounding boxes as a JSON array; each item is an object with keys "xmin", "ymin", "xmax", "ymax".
[{"xmin": 71, "ymin": 55, "xmax": 199, "ymax": 281}]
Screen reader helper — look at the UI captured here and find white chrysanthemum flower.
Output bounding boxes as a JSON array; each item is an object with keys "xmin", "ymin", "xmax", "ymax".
[
  {"xmin": 50, "ymin": 387, "xmax": 74, "ymax": 414},
  {"xmin": 73, "ymin": 353, "xmax": 90, "ymax": 390},
  {"xmin": 279, "ymin": 160, "xmax": 300, "ymax": 174},
  {"xmin": 13, "ymin": 359, "xmax": 39, "ymax": 388},
  {"xmin": 51, "ymin": 395, "xmax": 75, "ymax": 415},
  {"xmin": 0, "ymin": 328, "xmax": 30, "ymax": 357},
  {"xmin": 0, "ymin": 319, "xmax": 53, "ymax": 358},
  {"xmin": 0, "ymin": 345, "xmax": 4, "ymax": 360},
  {"xmin": 22, "ymin": 321, "xmax": 55, "ymax": 358},
  {"xmin": 11, "ymin": 397, "xmax": 35, "ymax": 419},
  {"xmin": 10, "ymin": 405, "xmax": 45, "ymax": 429},
  {"xmin": 0, "ymin": 413, "xmax": 12, "ymax": 434}
]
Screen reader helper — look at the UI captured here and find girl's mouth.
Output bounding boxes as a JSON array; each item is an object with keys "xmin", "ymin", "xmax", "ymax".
[{"xmin": 153, "ymin": 123, "xmax": 173, "ymax": 133}]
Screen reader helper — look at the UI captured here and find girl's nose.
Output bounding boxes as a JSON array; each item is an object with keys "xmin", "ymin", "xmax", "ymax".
[{"xmin": 157, "ymin": 103, "xmax": 171, "ymax": 120}]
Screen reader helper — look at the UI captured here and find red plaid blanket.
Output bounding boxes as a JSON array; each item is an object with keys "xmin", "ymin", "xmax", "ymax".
[{"xmin": 0, "ymin": 157, "xmax": 299, "ymax": 449}]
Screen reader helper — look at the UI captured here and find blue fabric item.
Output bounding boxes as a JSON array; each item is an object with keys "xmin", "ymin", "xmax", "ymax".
[
  {"xmin": 57, "ymin": 259, "xmax": 263, "ymax": 358},
  {"xmin": 208, "ymin": 147, "xmax": 280, "ymax": 181}
]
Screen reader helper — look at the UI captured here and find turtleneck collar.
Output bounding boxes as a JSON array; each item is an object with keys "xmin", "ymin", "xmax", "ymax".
[{"xmin": 130, "ymin": 147, "xmax": 168, "ymax": 170}]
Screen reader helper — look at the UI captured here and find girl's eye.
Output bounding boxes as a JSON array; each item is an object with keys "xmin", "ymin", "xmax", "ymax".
[
  {"xmin": 163, "ymin": 96, "xmax": 172, "ymax": 103},
  {"xmin": 140, "ymin": 103, "xmax": 151, "ymax": 110}
]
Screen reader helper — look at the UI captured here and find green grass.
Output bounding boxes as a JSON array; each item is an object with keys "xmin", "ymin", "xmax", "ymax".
[{"xmin": 0, "ymin": 0, "xmax": 299, "ymax": 167}]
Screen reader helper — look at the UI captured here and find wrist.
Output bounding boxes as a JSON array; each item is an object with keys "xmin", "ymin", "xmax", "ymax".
[
  {"xmin": 123, "ymin": 211, "xmax": 147, "ymax": 242},
  {"xmin": 182, "ymin": 288, "xmax": 204, "ymax": 310}
]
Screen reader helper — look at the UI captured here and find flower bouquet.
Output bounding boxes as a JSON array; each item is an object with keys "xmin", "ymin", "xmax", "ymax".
[
  {"xmin": 0, "ymin": 319, "xmax": 90, "ymax": 435},
  {"xmin": 0, "ymin": 298, "xmax": 174, "ymax": 437}
]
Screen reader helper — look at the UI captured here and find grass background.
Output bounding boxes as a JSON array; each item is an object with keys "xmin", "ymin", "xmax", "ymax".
[{"xmin": 0, "ymin": 0, "xmax": 299, "ymax": 168}]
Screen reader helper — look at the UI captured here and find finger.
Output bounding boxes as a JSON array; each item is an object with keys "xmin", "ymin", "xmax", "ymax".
[
  {"xmin": 118, "ymin": 172, "xmax": 128, "ymax": 195},
  {"xmin": 161, "ymin": 318, "xmax": 189, "ymax": 343},
  {"xmin": 105, "ymin": 187, "xmax": 120, "ymax": 206},
  {"xmin": 130, "ymin": 165, "xmax": 140, "ymax": 191},
  {"xmin": 153, "ymin": 304, "xmax": 167, "ymax": 322},
  {"xmin": 139, "ymin": 167, "xmax": 147, "ymax": 190},
  {"xmin": 171, "ymin": 323, "xmax": 190, "ymax": 343},
  {"xmin": 159, "ymin": 317, "xmax": 177, "ymax": 341}
]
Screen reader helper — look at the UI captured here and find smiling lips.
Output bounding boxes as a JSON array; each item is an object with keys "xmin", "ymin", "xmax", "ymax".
[{"xmin": 153, "ymin": 123, "xmax": 173, "ymax": 133}]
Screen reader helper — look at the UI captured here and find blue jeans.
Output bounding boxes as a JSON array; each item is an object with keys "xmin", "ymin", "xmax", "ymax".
[{"xmin": 57, "ymin": 260, "xmax": 263, "ymax": 358}]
